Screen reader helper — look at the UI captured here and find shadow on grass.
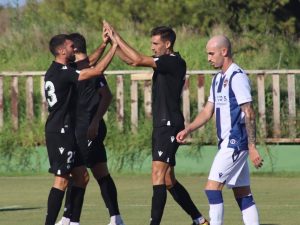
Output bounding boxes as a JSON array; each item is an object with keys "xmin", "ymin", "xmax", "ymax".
[
  {"xmin": 0, "ymin": 206, "xmax": 42, "ymax": 212},
  {"xmin": 261, "ymin": 224, "xmax": 279, "ymax": 225}
]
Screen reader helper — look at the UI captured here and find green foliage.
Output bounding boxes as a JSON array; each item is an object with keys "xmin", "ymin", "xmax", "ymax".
[
  {"xmin": 0, "ymin": 121, "xmax": 45, "ymax": 172},
  {"xmin": 0, "ymin": 0, "xmax": 300, "ymax": 172}
]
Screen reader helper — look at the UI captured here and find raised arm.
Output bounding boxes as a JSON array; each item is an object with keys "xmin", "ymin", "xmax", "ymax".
[
  {"xmin": 78, "ymin": 30, "xmax": 117, "ymax": 81},
  {"xmin": 240, "ymin": 102, "xmax": 263, "ymax": 169},
  {"xmin": 176, "ymin": 101, "xmax": 215, "ymax": 143},
  {"xmin": 88, "ymin": 27, "xmax": 110, "ymax": 66},
  {"xmin": 103, "ymin": 21, "xmax": 156, "ymax": 68}
]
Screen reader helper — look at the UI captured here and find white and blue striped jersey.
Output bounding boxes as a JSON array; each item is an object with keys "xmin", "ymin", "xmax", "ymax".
[{"xmin": 208, "ymin": 63, "xmax": 252, "ymax": 151}]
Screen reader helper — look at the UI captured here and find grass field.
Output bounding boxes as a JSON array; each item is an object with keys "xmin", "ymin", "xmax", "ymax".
[{"xmin": 0, "ymin": 174, "xmax": 300, "ymax": 225}]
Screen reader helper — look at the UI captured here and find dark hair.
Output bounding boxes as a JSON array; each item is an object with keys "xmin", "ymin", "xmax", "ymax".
[
  {"xmin": 69, "ymin": 33, "xmax": 87, "ymax": 54},
  {"xmin": 150, "ymin": 26, "xmax": 176, "ymax": 49},
  {"xmin": 49, "ymin": 34, "xmax": 69, "ymax": 56}
]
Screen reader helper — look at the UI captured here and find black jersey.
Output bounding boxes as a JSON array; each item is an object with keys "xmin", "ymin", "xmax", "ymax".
[
  {"xmin": 44, "ymin": 61, "xmax": 79, "ymax": 133},
  {"xmin": 152, "ymin": 52, "xmax": 186, "ymax": 127},
  {"xmin": 70, "ymin": 58, "xmax": 108, "ymax": 131}
]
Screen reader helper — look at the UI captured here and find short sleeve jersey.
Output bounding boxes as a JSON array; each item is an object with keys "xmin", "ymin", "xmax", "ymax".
[
  {"xmin": 44, "ymin": 61, "xmax": 79, "ymax": 133},
  {"xmin": 69, "ymin": 58, "xmax": 108, "ymax": 128},
  {"xmin": 208, "ymin": 63, "xmax": 252, "ymax": 150},
  {"xmin": 152, "ymin": 53, "xmax": 186, "ymax": 128}
]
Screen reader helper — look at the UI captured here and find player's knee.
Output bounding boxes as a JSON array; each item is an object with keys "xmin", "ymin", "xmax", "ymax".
[
  {"xmin": 53, "ymin": 175, "xmax": 69, "ymax": 190},
  {"xmin": 164, "ymin": 176, "xmax": 176, "ymax": 189},
  {"xmin": 152, "ymin": 169, "xmax": 165, "ymax": 184},
  {"xmin": 73, "ymin": 170, "xmax": 90, "ymax": 188}
]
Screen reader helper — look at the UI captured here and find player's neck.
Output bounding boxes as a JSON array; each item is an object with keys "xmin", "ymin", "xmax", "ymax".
[
  {"xmin": 75, "ymin": 53, "xmax": 88, "ymax": 62},
  {"xmin": 221, "ymin": 58, "xmax": 233, "ymax": 73},
  {"xmin": 55, "ymin": 56, "xmax": 68, "ymax": 65}
]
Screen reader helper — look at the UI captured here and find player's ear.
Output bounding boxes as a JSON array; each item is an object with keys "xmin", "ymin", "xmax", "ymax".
[
  {"xmin": 221, "ymin": 47, "xmax": 228, "ymax": 57},
  {"xmin": 165, "ymin": 40, "xmax": 171, "ymax": 49},
  {"xmin": 57, "ymin": 47, "xmax": 65, "ymax": 55}
]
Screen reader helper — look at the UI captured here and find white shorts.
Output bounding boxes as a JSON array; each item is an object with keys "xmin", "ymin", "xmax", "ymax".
[{"xmin": 208, "ymin": 147, "xmax": 250, "ymax": 189}]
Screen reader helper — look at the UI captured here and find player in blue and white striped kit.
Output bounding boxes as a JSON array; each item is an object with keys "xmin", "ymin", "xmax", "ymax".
[{"xmin": 177, "ymin": 35, "xmax": 263, "ymax": 225}]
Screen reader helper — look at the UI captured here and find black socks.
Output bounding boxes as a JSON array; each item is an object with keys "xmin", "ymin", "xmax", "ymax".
[
  {"xmin": 168, "ymin": 181, "xmax": 202, "ymax": 220},
  {"xmin": 97, "ymin": 174, "xmax": 120, "ymax": 216},
  {"xmin": 45, "ymin": 187, "xmax": 65, "ymax": 225},
  {"xmin": 150, "ymin": 184, "xmax": 167, "ymax": 225}
]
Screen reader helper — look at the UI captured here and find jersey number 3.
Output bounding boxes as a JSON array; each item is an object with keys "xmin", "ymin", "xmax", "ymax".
[{"xmin": 45, "ymin": 81, "xmax": 58, "ymax": 107}]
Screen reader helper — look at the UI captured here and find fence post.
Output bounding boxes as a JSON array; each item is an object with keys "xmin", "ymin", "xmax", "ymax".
[
  {"xmin": 197, "ymin": 74, "xmax": 205, "ymax": 133},
  {"xmin": 144, "ymin": 80, "xmax": 152, "ymax": 119},
  {"xmin": 197, "ymin": 74, "xmax": 205, "ymax": 113},
  {"xmin": 116, "ymin": 75, "xmax": 124, "ymax": 130},
  {"xmin": 182, "ymin": 76, "xmax": 190, "ymax": 126},
  {"xmin": 11, "ymin": 76, "xmax": 19, "ymax": 130},
  {"xmin": 257, "ymin": 74, "xmax": 266, "ymax": 138},
  {"xmin": 40, "ymin": 76, "xmax": 48, "ymax": 122},
  {"xmin": 131, "ymin": 77, "xmax": 138, "ymax": 133},
  {"xmin": 26, "ymin": 75, "xmax": 34, "ymax": 122},
  {"xmin": 287, "ymin": 74, "xmax": 296, "ymax": 138},
  {"xmin": 272, "ymin": 74, "xmax": 281, "ymax": 138},
  {"xmin": 0, "ymin": 76, "xmax": 3, "ymax": 131}
]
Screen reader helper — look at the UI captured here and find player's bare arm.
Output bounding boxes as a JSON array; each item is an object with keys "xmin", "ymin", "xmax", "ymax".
[
  {"xmin": 176, "ymin": 101, "xmax": 214, "ymax": 143},
  {"xmin": 104, "ymin": 21, "xmax": 156, "ymax": 68},
  {"xmin": 87, "ymin": 86, "xmax": 113, "ymax": 140},
  {"xmin": 78, "ymin": 33, "xmax": 117, "ymax": 81},
  {"xmin": 88, "ymin": 26, "xmax": 110, "ymax": 66},
  {"xmin": 241, "ymin": 102, "xmax": 263, "ymax": 168}
]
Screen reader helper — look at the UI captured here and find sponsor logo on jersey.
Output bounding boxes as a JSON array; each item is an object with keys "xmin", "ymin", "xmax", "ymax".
[
  {"xmin": 57, "ymin": 170, "xmax": 61, "ymax": 175},
  {"xmin": 167, "ymin": 157, "xmax": 170, "ymax": 163},
  {"xmin": 59, "ymin": 147, "xmax": 65, "ymax": 154},
  {"xmin": 60, "ymin": 128, "xmax": 65, "ymax": 133},
  {"xmin": 158, "ymin": 151, "xmax": 163, "ymax": 157},
  {"xmin": 167, "ymin": 121, "xmax": 171, "ymax": 126},
  {"xmin": 62, "ymin": 66, "xmax": 68, "ymax": 70},
  {"xmin": 219, "ymin": 172, "xmax": 223, "ymax": 178},
  {"xmin": 87, "ymin": 140, "xmax": 93, "ymax": 147}
]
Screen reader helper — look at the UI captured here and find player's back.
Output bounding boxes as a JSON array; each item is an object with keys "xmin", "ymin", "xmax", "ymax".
[{"xmin": 44, "ymin": 61, "xmax": 78, "ymax": 133}]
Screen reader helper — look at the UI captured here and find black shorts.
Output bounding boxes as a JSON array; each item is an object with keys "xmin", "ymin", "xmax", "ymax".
[
  {"xmin": 45, "ymin": 132, "xmax": 82, "ymax": 175},
  {"xmin": 152, "ymin": 126, "xmax": 183, "ymax": 166},
  {"xmin": 76, "ymin": 122, "xmax": 107, "ymax": 168}
]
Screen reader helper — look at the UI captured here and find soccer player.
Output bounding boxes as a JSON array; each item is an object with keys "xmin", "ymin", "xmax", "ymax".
[
  {"xmin": 176, "ymin": 35, "xmax": 263, "ymax": 225},
  {"xmin": 55, "ymin": 32, "xmax": 125, "ymax": 225},
  {"xmin": 44, "ymin": 32, "xmax": 117, "ymax": 225},
  {"xmin": 104, "ymin": 22, "xmax": 209, "ymax": 225}
]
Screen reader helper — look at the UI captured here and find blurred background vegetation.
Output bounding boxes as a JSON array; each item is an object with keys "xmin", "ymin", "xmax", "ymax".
[{"xmin": 0, "ymin": 0, "xmax": 299, "ymax": 173}]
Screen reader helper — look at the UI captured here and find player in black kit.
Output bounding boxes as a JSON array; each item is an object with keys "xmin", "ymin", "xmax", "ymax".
[
  {"xmin": 44, "ymin": 32, "xmax": 117, "ymax": 225},
  {"xmin": 104, "ymin": 22, "xmax": 209, "ymax": 225},
  {"xmin": 55, "ymin": 32, "xmax": 125, "ymax": 225}
]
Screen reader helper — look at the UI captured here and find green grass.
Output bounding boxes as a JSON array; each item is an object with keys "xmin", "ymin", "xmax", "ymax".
[{"xmin": 0, "ymin": 174, "xmax": 300, "ymax": 225}]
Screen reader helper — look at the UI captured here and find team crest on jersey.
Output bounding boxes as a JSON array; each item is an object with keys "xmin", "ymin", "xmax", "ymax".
[
  {"xmin": 223, "ymin": 79, "xmax": 228, "ymax": 88},
  {"xmin": 230, "ymin": 139, "xmax": 237, "ymax": 144}
]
